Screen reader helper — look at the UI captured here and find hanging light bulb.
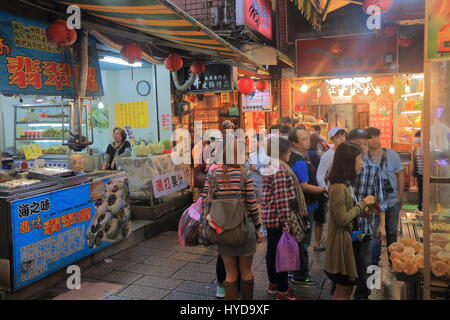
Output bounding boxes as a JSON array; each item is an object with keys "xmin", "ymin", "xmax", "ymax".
[
  {"xmin": 98, "ymin": 101, "xmax": 105, "ymax": 109},
  {"xmin": 405, "ymin": 83, "xmax": 411, "ymax": 93},
  {"xmin": 375, "ymin": 87, "xmax": 381, "ymax": 95},
  {"xmin": 300, "ymin": 83, "xmax": 308, "ymax": 93},
  {"xmin": 363, "ymin": 87, "xmax": 369, "ymax": 95},
  {"xmin": 389, "ymin": 85, "xmax": 395, "ymax": 94}
]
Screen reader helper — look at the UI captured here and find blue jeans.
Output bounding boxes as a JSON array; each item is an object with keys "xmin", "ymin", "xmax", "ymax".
[
  {"xmin": 371, "ymin": 203, "xmax": 401, "ymax": 265},
  {"xmin": 292, "ymin": 210, "xmax": 314, "ymax": 281}
]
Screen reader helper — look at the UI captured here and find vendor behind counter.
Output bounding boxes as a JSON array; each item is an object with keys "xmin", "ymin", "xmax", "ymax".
[{"xmin": 103, "ymin": 127, "xmax": 132, "ymax": 170}]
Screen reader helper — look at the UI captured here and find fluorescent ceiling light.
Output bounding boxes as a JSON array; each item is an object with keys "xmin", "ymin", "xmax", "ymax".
[
  {"xmin": 412, "ymin": 74, "xmax": 424, "ymax": 79},
  {"xmin": 100, "ymin": 56, "xmax": 142, "ymax": 67}
]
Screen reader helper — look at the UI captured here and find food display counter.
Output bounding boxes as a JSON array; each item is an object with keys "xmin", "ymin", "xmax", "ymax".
[
  {"xmin": 115, "ymin": 154, "xmax": 190, "ymax": 205},
  {"xmin": 0, "ymin": 169, "xmax": 130, "ymax": 292}
]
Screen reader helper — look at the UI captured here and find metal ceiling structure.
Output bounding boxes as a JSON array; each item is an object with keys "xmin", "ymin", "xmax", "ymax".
[{"xmin": 50, "ymin": 0, "xmax": 266, "ymax": 71}]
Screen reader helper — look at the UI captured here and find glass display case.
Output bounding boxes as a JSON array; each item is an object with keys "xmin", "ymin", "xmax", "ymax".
[
  {"xmin": 393, "ymin": 74, "xmax": 424, "ymax": 146},
  {"xmin": 423, "ymin": 59, "xmax": 450, "ymax": 300},
  {"xmin": 14, "ymin": 103, "xmax": 70, "ymax": 157}
]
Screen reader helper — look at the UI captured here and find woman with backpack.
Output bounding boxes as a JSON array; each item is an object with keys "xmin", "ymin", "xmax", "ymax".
[{"xmin": 201, "ymin": 139, "xmax": 263, "ymax": 300}]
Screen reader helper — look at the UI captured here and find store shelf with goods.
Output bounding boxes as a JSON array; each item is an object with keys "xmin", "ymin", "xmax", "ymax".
[{"xmin": 16, "ymin": 138, "xmax": 65, "ymax": 141}]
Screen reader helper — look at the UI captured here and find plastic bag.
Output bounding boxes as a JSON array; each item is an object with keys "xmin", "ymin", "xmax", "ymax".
[
  {"xmin": 178, "ymin": 197, "xmax": 202, "ymax": 246},
  {"xmin": 276, "ymin": 231, "xmax": 300, "ymax": 273}
]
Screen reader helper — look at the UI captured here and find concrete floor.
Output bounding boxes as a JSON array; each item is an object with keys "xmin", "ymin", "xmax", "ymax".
[{"xmin": 30, "ymin": 229, "xmax": 402, "ymax": 300}]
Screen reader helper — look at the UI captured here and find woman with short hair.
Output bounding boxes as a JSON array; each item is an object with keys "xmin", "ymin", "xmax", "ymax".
[{"xmin": 102, "ymin": 127, "xmax": 132, "ymax": 170}]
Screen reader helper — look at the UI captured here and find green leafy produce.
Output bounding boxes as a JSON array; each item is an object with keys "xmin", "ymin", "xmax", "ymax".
[{"xmin": 160, "ymin": 139, "xmax": 172, "ymax": 150}]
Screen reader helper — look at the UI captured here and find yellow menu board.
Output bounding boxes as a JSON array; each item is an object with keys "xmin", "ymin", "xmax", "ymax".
[
  {"xmin": 23, "ymin": 144, "xmax": 43, "ymax": 160},
  {"xmin": 115, "ymin": 101, "xmax": 149, "ymax": 128}
]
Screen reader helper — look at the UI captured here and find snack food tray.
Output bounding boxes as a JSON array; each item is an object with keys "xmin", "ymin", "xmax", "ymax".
[
  {"xmin": 28, "ymin": 168, "xmax": 74, "ymax": 178},
  {"xmin": 0, "ymin": 180, "xmax": 58, "ymax": 196}
]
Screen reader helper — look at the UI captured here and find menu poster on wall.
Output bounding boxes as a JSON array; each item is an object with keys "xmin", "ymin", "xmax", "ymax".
[
  {"xmin": 242, "ymin": 89, "xmax": 271, "ymax": 112},
  {"xmin": 427, "ymin": 0, "xmax": 450, "ymax": 59},
  {"xmin": 115, "ymin": 101, "xmax": 149, "ymax": 129},
  {"xmin": 185, "ymin": 63, "xmax": 232, "ymax": 93}
]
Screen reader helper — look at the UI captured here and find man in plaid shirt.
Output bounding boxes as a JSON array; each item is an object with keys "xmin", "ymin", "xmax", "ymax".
[{"xmin": 347, "ymin": 129, "xmax": 387, "ymax": 300}]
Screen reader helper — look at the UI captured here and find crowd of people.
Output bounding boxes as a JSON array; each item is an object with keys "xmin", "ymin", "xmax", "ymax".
[{"xmin": 191, "ymin": 117, "xmax": 407, "ymax": 300}]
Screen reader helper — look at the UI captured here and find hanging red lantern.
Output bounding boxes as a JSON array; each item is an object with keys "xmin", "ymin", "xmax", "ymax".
[
  {"xmin": 165, "ymin": 53, "xmax": 184, "ymax": 72},
  {"xmin": 46, "ymin": 19, "xmax": 77, "ymax": 47},
  {"xmin": 237, "ymin": 77, "xmax": 255, "ymax": 95},
  {"xmin": 190, "ymin": 61, "xmax": 206, "ymax": 75},
  {"xmin": 362, "ymin": 0, "xmax": 394, "ymax": 14},
  {"xmin": 120, "ymin": 42, "xmax": 143, "ymax": 64},
  {"xmin": 256, "ymin": 80, "xmax": 269, "ymax": 92},
  {"xmin": 398, "ymin": 36, "xmax": 412, "ymax": 47},
  {"xmin": 330, "ymin": 41, "xmax": 346, "ymax": 55}
]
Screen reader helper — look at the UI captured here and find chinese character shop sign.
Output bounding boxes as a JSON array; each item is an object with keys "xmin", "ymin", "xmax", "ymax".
[
  {"xmin": 244, "ymin": 0, "xmax": 273, "ymax": 41},
  {"xmin": 0, "ymin": 10, "xmax": 103, "ymax": 96},
  {"xmin": 152, "ymin": 171, "xmax": 188, "ymax": 198}
]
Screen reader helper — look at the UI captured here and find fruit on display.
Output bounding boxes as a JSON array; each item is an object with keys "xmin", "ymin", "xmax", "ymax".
[
  {"xmin": 86, "ymin": 178, "xmax": 131, "ymax": 249},
  {"xmin": 148, "ymin": 142, "xmax": 165, "ymax": 155},
  {"xmin": 160, "ymin": 139, "xmax": 172, "ymax": 150},
  {"xmin": 43, "ymin": 146, "xmax": 68, "ymax": 154}
]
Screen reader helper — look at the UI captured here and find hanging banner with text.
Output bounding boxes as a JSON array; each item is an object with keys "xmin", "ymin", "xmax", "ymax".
[{"xmin": 0, "ymin": 10, "xmax": 103, "ymax": 96}]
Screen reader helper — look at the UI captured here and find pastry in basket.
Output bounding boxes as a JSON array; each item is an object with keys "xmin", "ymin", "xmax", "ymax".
[
  {"xmin": 437, "ymin": 251, "xmax": 450, "ymax": 264},
  {"xmin": 392, "ymin": 259, "xmax": 405, "ymax": 273},
  {"xmin": 399, "ymin": 253, "xmax": 415, "ymax": 264},
  {"xmin": 402, "ymin": 246, "xmax": 416, "ymax": 257},
  {"xmin": 404, "ymin": 260, "xmax": 419, "ymax": 276},
  {"xmin": 444, "ymin": 244, "xmax": 450, "ymax": 253},
  {"xmin": 388, "ymin": 242, "xmax": 405, "ymax": 253},
  {"xmin": 414, "ymin": 254, "xmax": 424, "ymax": 269},
  {"xmin": 390, "ymin": 251, "xmax": 402, "ymax": 261},
  {"xmin": 431, "ymin": 260, "xmax": 448, "ymax": 278},
  {"xmin": 431, "ymin": 245, "xmax": 442, "ymax": 256},
  {"xmin": 399, "ymin": 237, "xmax": 416, "ymax": 247},
  {"xmin": 413, "ymin": 242, "xmax": 424, "ymax": 254}
]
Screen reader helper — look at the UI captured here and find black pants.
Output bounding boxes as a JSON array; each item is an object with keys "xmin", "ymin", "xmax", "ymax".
[
  {"xmin": 266, "ymin": 228, "xmax": 289, "ymax": 292},
  {"xmin": 417, "ymin": 175, "xmax": 423, "ymax": 211},
  {"xmin": 353, "ymin": 240, "xmax": 372, "ymax": 299}
]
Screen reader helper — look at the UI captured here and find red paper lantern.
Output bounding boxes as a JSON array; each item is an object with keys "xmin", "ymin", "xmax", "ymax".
[
  {"xmin": 363, "ymin": 0, "xmax": 394, "ymax": 14},
  {"xmin": 190, "ymin": 61, "xmax": 206, "ymax": 75},
  {"xmin": 238, "ymin": 77, "xmax": 255, "ymax": 95},
  {"xmin": 256, "ymin": 80, "xmax": 269, "ymax": 92},
  {"xmin": 398, "ymin": 36, "xmax": 412, "ymax": 47},
  {"xmin": 164, "ymin": 53, "xmax": 183, "ymax": 72},
  {"xmin": 46, "ymin": 19, "xmax": 77, "ymax": 47},
  {"xmin": 120, "ymin": 42, "xmax": 143, "ymax": 64},
  {"xmin": 330, "ymin": 41, "xmax": 346, "ymax": 55}
]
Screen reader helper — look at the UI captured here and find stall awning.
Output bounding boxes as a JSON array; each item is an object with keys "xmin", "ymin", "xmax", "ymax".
[
  {"xmin": 290, "ymin": 0, "xmax": 353, "ymax": 29},
  {"xmin": 55, "ymin": 0, "xmax": 262, "ymax": 68}
]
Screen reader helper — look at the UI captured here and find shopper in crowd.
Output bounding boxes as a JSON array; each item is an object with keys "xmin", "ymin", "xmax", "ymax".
[
  {"xmin": 288, "ymin": 126, "xmax": 327, "ymax": 285},
  {"xmin": 324, "ymin": 142, "xmax": 376, "ymax": 300},
  {"xmin": 310, "ymin": 125, "xmax": 329, "ymax": 153},
  {"xmin": 269, "ymin": 124, "xmax": 282, "ymax": 138},
  {"xmin": 282, "ymin": 116, "xmax": 294, "ymax": 128},
  {"xmin": 316, "ymin": 128, "xmax": 347, "ymax": 189},
  {"xmin": 413, "ymin": 131, "xmax": 423, "ymax": 212},
  {"xmin": 347, "ymin": 128, "xmax": 387, "ymax": 300},
  {"xmin": 366, "ymin": 127, "xmax": 405, "ymax": 266},
  {"xmin": 247, "ymin": 133, "xmax": 269, "ymax": 199},
  {"xmin": 280, "ymin": 125, "xmax": 291, "ymax": 138},
  {"xmin": 201, "ymin": 139, "xmax": 263, "ymax": 300},
  {"xmin": 102, "ymin": 127, "xmax": 132, "ymax": 170},
  {"xmin": 309, "ymin": 133, "xmax": 327, "ymax": 252},
  {"xmin": 261, "ymin": 137, "xmax": 306, "ymax": 300}
]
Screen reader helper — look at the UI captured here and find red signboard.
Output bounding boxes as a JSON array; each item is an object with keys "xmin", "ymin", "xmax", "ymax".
[
  {"xmin": 244, "ymin": 0, "xmax": 273, "ymax": 41},
  {"xmin": 296, "ymin": 34, "xmax": 397, "ymax": 76}
]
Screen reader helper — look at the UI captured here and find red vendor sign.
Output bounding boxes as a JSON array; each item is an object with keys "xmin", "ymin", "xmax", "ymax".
[
  {"xmin": 244, "ymin": 0, "xmax": 273, "ymax": 41},
  {"xmin": 296, "ymin": 34, "xmax": 397, "ymax": 77}
]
